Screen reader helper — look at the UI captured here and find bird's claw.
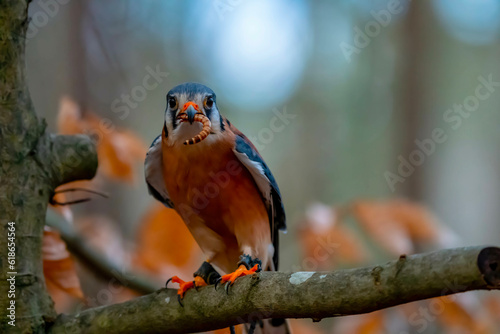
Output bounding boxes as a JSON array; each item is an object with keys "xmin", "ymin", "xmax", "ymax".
[
  {"xmin": 165, "ymin": 276, "xmax": 199, "ymax": 306},
  {"xmin": 215, "ymin": 263, "xmax": 260, "ymax": 295},
  {"xmin": 177, "ymin": 294, "xmax": 184, "ymax": 307},
  {"xmin": 214, "ymin": 277, "xmax": 222, "ymax": 291},
  {"xmin": 214, "ymin": 277, "xmax": 234, "ymax": 294},
  {"xmin": 214, "ymin": 276, "xmax": 232, "ymax": 294}
]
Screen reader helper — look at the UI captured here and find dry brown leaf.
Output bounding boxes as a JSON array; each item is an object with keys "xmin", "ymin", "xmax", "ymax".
[
  {"xmin": 57, "ymin": 96, "xmax": 83, "ymax": 135},
  {"xmin": 435, "ymin": 296, "xmax": 490, "ymax": 334},
  {"xmin": 355, "ymin": 313, "xmax": 385, "ymax": 334},
  {"xmin": 97, "ymin": 130, "xmax": 146, "ymax": 182},
  {"xmin": 298, "ymin": 203, "xmax": 369, "ymax": 270},
  {"xmin": 333, "ymin": 312, "xmax": 385, "ymax": 334},
  {"xmin": 134, "ymin": 204, "xmax": 203, "ymax": 278},
  {"xmin": 57, "ymin": 96, "xmax": 147, "ymax": 183},
  {"xmin": 45, "ymin": 278, "xmax": 79, "ymax": 313},
  {"xmin": 288, "ymin": 319, "xmax": 324, "ymax": 334},
  {"xmin": 351, "ymin": 199, "xmax": 439, "ymax": 256},
  {"xmin": 485, "ymin": 294, "xmax": 500, "ymax": 321},
  {"xmin": 43, "ymin": 227, "xmax": 84, "ymax": 300}
]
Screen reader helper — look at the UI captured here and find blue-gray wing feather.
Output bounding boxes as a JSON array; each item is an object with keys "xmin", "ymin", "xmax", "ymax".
[
  {"xmin": 145, "ymin": 135, "xmax": 174, "ymax": 208},
  {"xmin": 232, "ymin": 134, "xmax": 286, "ymax": 270}
]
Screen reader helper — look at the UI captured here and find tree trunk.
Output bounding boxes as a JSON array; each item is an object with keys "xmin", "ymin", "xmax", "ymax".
[{"xmin": 0, "ymin": 1, "xmax": 97, "ymax": 332}]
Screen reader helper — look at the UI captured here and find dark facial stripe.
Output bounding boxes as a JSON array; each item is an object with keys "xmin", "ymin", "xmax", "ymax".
[
  {"xmin": 205, "ymin": 107, "xmax": 212, "ymax": 120},
  {"xmin": 220, "ymin": 114, "xmax": 225, "ymax": 131},
  {"xmin": 170, "ymin": 109, "xmax": 178, "ymax": 129},
  {"xmin": 163, "ymin": 122, "xmax": 168, "ymax": 137}
]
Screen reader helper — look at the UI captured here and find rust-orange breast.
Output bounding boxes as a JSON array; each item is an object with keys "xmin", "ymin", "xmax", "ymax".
[{"xmin": 161, "ymin": 132, "xmax": 269, "ymax": 238}]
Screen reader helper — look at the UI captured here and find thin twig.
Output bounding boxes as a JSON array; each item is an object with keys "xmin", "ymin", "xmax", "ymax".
[
  {"xmin": 55, "ymin": 187, "xmax": 109, "ymax": 198},
  {"xmin": 46, "ymin": 210, "xmax": 159, "ymax": 295}
]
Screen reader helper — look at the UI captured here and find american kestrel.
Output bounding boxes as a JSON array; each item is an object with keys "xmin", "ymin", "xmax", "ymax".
[{"xmin": 145, "ymin": 83, "xmax": 288, "ymax": 333}]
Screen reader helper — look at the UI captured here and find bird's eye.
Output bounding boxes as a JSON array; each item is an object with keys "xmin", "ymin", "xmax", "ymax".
[
  {"xmin": 204, "ymin": 96, "xmax": 214, "ymax": 109},
  {"xmin": 168, "ymin": 97, "xmax": 178, "ymax": 110}
]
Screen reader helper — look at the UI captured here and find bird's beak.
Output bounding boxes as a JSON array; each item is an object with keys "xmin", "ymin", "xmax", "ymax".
[
  {"xmin": 186, "ymin": 105, "xmax": 196, "ymax": 124},
  {"xmin": 181, "ymin": 102, "xmax": 200, "ymax": 124}
]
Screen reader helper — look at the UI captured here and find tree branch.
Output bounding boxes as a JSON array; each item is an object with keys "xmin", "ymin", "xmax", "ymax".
[
  {"xmin": 49, "ymin": 135, "xmax": 98, "ymax": 187},
  {"xmin": 48, "ymin": 246, "xmax": 500, "ymax": 334},
  {"xmin": 46, "ymin": 210, "xmax": 159, "ymax": 295}
]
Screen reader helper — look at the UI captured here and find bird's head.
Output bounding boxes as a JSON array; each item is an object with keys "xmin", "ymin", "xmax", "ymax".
[{"xmin": 163, "ymin": 82, "xmax": 224, "ymax": 146}]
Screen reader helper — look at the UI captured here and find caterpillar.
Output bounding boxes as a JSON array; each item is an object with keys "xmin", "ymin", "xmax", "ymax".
[{"xmin": 177, "ymin": 113, "xmax": 212, "ymax": 145}]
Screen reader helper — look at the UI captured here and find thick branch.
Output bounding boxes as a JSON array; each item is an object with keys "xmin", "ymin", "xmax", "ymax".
[
  {"xmin": 46, "ymin": 211, "xmax": 158, "ymax": 295},
  {"xmin": 49, "ymin": 134, "xmax": 98, "ymax": 187},
  {"xmin": 48, "ymin": 246, "xmax": 500, "ymax": 334}
]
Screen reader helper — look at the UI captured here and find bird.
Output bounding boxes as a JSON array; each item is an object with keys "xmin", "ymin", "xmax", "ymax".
[{"xmin": 145, "ymin": 82, "xmax": 289, "ymax": 333}]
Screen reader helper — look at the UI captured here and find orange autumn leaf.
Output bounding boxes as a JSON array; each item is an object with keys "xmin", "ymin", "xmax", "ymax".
[
  {"xmin": 57, "ymin": 96, "xmax": 147, "ymax": 183},
  {"xmin": 288, "ymin": 319, "xmax": 325, "ymax": 334},
  {"xmin": 298, "ymin": 203, "xmax": 369, "ymax": 270},
  {"xmin": 333, "ymin": 312, "xmax": 385, "ymax": 334},
  {"xmin": 485, "ymin": 294, "xmax": 500, "ymax": 321},
  {"xmin": 435, "ymin": 296, "xmax": 490, "ymax": 334},
  {"xmin": 354, "ymin": 313, "xmax": 385, "ymax": 334},
  {"xmin": 43, "ymin": 227, "xmax": 84, "ymax": 300},
  {"xmin": 102, "ymin": 130, "xmax": 147, "ymax": 181},
  {"xmin": 351, "ymin": 199, "xmax": 439, "ymax": 256},
  {"xmin": 134, "ymin": 204, "xmax": 203, "ymax": 277},
  {"xmin": 57, "ymin": 96, "xmax": 83, "ymax": 135}
]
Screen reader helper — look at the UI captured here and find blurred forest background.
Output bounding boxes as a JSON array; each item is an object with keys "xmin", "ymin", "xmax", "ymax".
[{"xmin": 26, "ymin": 0, "xmax": 500, "ymax": 333}]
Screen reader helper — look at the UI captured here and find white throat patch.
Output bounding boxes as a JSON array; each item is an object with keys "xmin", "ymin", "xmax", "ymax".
[{"xmin": 172, "ymin": 122, "xmax": 203, "ymax": 143}]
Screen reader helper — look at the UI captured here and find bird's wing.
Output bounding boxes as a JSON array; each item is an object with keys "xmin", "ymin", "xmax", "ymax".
[
  {"xmin": 231, "ymin": 131, "xmax": 286, "ymax": 270},
  {"xmin": 145, "ymin": 135, "xmax": 174, "ymax": 208}
]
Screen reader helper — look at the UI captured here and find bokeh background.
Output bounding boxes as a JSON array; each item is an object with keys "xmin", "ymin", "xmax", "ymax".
[{"xmin": 27, "ymin": 0, "xmax": 500, "ymax": 333}]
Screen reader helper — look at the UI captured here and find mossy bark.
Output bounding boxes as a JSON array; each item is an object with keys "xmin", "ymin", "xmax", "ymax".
[{"xmin": 0, "ymin": 1, "xmax": 97, "ymax": 332}]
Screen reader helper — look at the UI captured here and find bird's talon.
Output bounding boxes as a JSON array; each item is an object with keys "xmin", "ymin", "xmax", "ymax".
[
  {"xmin": 214, "ymin": 277, "xmax": 222, "ymax": 290},
  {"xmin": 165, "ymin": 277, "xmax": 173, "ymax": 288},
  {"xmin": 217, "ymin": 262, "xmax": 260, "ymax": 292},
  {"xmin": 177, "ymin": 294, "xmax": 184, "ymax": 307},
  {"xmin": 166, "ymin": 275, "xmax": 200, "ymax": 302}
]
